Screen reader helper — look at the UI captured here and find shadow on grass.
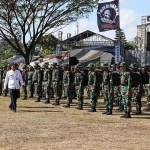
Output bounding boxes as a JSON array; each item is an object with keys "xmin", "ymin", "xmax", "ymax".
[
  {"xmin": 18, "ymin": 106, "xmax": 55, "ymax": 109},
  {"xmin": 19, "ymin": 110, "xmax": 63, "ymax": 112}
]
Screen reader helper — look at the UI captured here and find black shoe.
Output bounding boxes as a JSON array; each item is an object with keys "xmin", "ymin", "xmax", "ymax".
[
  {"xmin": 4, "ymin": 95, "xmax": 7, "ymax": 97},
  {"xmin": 63, "ymin": 104, "xmax": 70, "ymax": 108},
  {"xmin": 35, "ymin": 98, "xmax": 40, "ymax": 102},
  {"xmin": 22, "ymin": 97, "xmax": 27, "ymax": 100},
  {"xmin": 125, "ymin": 112, "xmax": 131, "ymax": 118},
  {"xmin": 9, "ymin": 106, "xmax": 12, "ymax": 110},
  {"xmin": 29, "ymin": 95, "xmax": 33, "ymax": 98},
  {"xmin": 88, "ymin": 106, "xmax": 96, "ymax": 112},
  {"xmin": 102, "ymin": 107, "xmax": 109, "ymax": 114},
  {"xmin": 44, "ymin": 101, "xmax": 50, "ymax": 104},
  {"xmin": 107, "ymin": 108, "xmax": 112, "ymax": 115},
  {"xmin": 120, "ymin": 111, "xmax": 127, "ymax": 118},
  {"xmin": 52, "ymin": 99, "xmax": 60, "ymax": 105}
]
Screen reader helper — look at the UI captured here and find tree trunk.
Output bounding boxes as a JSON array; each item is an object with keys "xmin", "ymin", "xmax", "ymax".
[{"xmin": 25, "ymin": 55, "xmax": 30, "ymax": 65}]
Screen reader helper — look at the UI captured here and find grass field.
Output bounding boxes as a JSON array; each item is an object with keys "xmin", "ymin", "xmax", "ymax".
[{"xmin": 0, "ymin": 93, "xmax": 150, "ymax": 150}]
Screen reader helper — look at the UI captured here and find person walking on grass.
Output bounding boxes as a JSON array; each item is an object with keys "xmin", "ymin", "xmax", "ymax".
[{"xmin": 3, "ymin": 63, "xmax": 24, "ymax": 112}]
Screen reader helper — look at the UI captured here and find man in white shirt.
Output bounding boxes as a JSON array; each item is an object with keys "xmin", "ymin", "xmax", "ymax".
[{"xmin": 4, "ymin": 63, "xmax": 24, "ymax": 112}]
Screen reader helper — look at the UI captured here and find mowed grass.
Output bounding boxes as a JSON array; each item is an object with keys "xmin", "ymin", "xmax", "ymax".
[{"xmin": 0, "ymin": 92, "xmax": 150, "ymax": 150}]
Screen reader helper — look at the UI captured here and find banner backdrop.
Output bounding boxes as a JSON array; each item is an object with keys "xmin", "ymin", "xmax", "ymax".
[
  {"xmin": 56, "ymin": 44, "xmax": 61, "ymax": 65},
  {"xmin": 97, "ymin": 0, "xmax": 120, "ymax": 32},
  {"xmin": 115, "ymin": 44, "xmax": 120, "ymax": 62}
]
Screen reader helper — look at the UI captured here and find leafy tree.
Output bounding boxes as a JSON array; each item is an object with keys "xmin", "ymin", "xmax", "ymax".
[
  {"xmin": 0, "ymin": 0, "xmax": 98, "ymax": 64},
  {"xmin": 125, "ymin": 40, "xmax": 136, "ymax": 50},
  {"xmin": 115, "ymin": 29, "xmax": 127, "ymax": 59}
]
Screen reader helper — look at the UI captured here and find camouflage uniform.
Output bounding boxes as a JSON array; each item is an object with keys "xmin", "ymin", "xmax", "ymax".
[
  {"xmin": 130, "ymin": 63, "xmax": 142, "ymax": 114},
  {"xmin": 0, "ymin": 67, "xmax": 3, "ymax": 95},
  {"xmin": 42, "ymin": 63, "xmax": 51, "ymax": 104},
  {"xmin": 102, "ymin": 63, "xmax": 113, "ymax": 115},
  {"xmin": 33, "ymin": 63, "xmax": 42, "ymax": 102},
  {"xmin": 51, "ymin": 63, "xmax": 61, "ymax": 105},
  {"xmin": 141, "ymin": 64, "xmax": 150, "ymax": 111},
  {"xmin": 87, "ymin": 63, "xmax": 97, "ymax": 112},
  {"xmin": 62, "ymin": 64, "xmax": 71, "ymax": 108},
  {"xmin": 74, "ymin": 65, "xmax": 84, "ymax": 110},
  {"xmin": 22, "ymin": 65, "xmax": 28, "ymax": 100},
  {"xmin": 120, "ymin": 62, "xmax": 132, "ymax": 118},
  {"xmin": 27, "ymin": 66, "xmax": 34, "ymax": 98}
]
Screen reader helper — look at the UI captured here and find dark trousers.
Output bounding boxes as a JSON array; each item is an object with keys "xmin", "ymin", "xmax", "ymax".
[{"xmin": 9, "ymin": 89, "xmax": 19, "ymax": 110}]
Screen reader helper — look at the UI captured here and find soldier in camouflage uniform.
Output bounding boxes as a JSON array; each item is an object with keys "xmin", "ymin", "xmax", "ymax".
[
  {"xmin": 62, "ymin": 64, "xmax": 71, "ymax": 108},
  {"xmin": 42, "ymin": 62, "xmax": 51, "ymax": 104},
  {"xmin": 130, "ymin": 63, "xmax": 142, "ymax": 114},
  {"xmin": 33, "ymin": 63, "xmax": 42, "ymax": 102},
  {"xmin": 74, "ymin": 65, "xmax": 84, "ymax": 110},
  {"xmin": 141, "ymin": 64, "xmax": 150, "ymax": 111},
  {"xmin": 102, "ymin": 63, "xmax": 113, "ymax": 115},
  {"xmin": 87, "ymin": 63, "xmax": 97, "ymax": 112},
  {"xmin": 51, "ymin": 63, "xmax": 61, "ymax": 105},
  {"xmin": 27, "ymin": 65, "xmax": 34, "ymax": 98},
  {"xmin": 2, "ymin": 65, "xmax": 7, "ymax": 96},
  {"xmin": 22, "ymin": 65, "xmax": 28, "ymax": 100},
  {"xmin": 0, "ymin": 67, "xmax": 3, "ymax": 95},
  {"xmin": 119, "ymin": 62, "xmax": 132, "ymax": 118}
]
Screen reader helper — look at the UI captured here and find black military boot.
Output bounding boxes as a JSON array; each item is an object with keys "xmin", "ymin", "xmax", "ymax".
[
  {"xmin": 88, "ymin": 106, "xmax": 96, "ymax": 112},
  {"xmin": 78, "ymin": 104, "xmax": 83, "ymax": 110},
  {"xmin": 120, "ymin": 111, "xmax": 127, "ymax": 118},
  {"xmin": 107, "ymin": 108, "xmax": 112, "ymax": 115},
  {"xmin": 44, "ymin": 99, "xmax": 50, "ymax": 104},
  {"xmin": 29, "ymin": 94, "xmax": 33, "ymax": 98},
  {"xmin": 144, "ymin": 104, "xmax": 150, "ymax": 111},
  {"xmin": 117, "ymin": 104, "xmax": 124, "ymax": 112},
  {"xmin": 22, "ymin": 97, "xmax": 27, "ymax": 100},
  {"xmin": 125, "ymin": 111, "xmax": 131, "ymax": 118},
  {"xmin": 63, "ymin": 103, "xmax": 70, "ymax": 108},
  {"xmin": 52, "ymin": 99, "xmax": 60, "ymax": 105},
  {"xmin": 35, "ymin": 97, "xmax": 40, "ymax": 102},
  {"xmin": 132, "ymin": 104, "xmax": 141, "ymax": 115},
  {"xmin": 102, "ymin": 107, "xmax": 109, "ymax": 114}
]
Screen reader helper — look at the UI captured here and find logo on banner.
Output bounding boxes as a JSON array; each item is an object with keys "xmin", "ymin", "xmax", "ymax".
[
  {"xmin": 115, "ymin": 44, "xmax": 120, "ymax": 62},
  {"xmin": 99, "ymin": 4, "xmax": 119, "ymax": 24}
]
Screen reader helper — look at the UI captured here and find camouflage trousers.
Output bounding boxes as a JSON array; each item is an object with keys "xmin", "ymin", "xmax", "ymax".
[
  {"xmin": 103, "ymin": 85, "xmax": 113, "ymax": 109},
  {"xmin": 34, "ymin": 83, "xmax": 42, "ymax": 99},
  {"xmin": 143, "ymin": 84, "xmax": 150, "ymax": 104},
  {"xmin": 131, "ymin": 86, "xmax": 142, "ymax": 107},
  {"xmin": 75, "ymin": 86, "xmax": 84, "ymax": 105},
  {"xmin": 121, "ymin": 86, "xmax": 132, "ymax": 112},
  {"xmin": 51, "ymin": 82, "xmax": 61, "ymax": 99},
  {"xmin": 88, "ymin": 85, "xmax": 97, "ymax": 107},
  {"xmin": 64, "ymin": 84, "xmax": 71, "ymax": 104},
  {"xmin": 42, "ymin": 81, "xmax": 50, "ymax": 99},
  {"xmin": 22, "ymin": 83, "xmax": 27, "ymax": 98},
  {"xmin": 114, "ymin": 86, "xmax": 122, "ymax": 105},
  {"xmin": 28, "ymin": 81, "xmax": 34, "ymax": 96}
]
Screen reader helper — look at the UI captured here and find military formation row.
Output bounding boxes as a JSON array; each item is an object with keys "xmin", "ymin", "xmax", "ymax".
[{"xmin": 1, "ymin": 61, "xmax": 150, "ymax": 118}]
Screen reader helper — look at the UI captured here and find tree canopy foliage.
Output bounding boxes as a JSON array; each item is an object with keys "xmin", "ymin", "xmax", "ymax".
[{"xmin": 0, "ymin": 0, "xmax": 98, "ymax": 64}]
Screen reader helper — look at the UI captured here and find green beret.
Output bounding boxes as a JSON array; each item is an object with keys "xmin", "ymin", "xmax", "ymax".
[
  {"xmin": 43, "ymin": 62, "xmax": 49, "ymax": 66},
  {"xmin": 52, "ymin": 62, "xmax": 57, "ymax": 66},
  {"xmin": 102, "ymin": 63, "xmax": 108, "ymax": 67},
  {"xmin": 87, "ymin": 63, "xmax": 94, "ymax": 68},
  {"xmin": 119, "ymin": 62, "xmax": 127, "ymax": 67},
  {"xmin": 141, "ymin": 64, "xmax": 148, "ymax": 68},
  {"xmin": 130, "ymin": 63, "xmax": 137, "ymax": 68}
]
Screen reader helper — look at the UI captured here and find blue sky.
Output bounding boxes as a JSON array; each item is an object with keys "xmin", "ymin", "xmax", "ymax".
[{"xmin": 53, "ymin": 0, "xmax": 150, "ymax": 41}]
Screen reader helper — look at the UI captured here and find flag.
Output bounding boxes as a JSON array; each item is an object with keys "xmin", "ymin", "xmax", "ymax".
[{"xmin": 97, "ymin": 0, "xmax": 120, "ymax": 32}]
